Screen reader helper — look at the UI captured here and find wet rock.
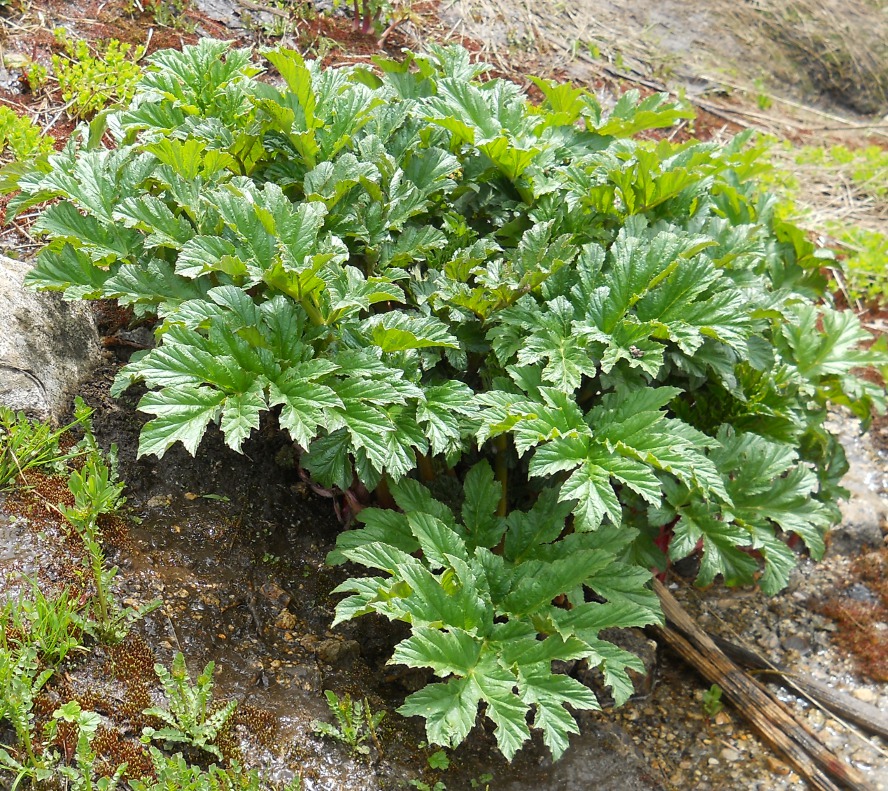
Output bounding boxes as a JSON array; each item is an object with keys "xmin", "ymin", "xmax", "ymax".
[
  {"xmin": 496, "ymin": 723, "xmax": 663, "ymax": 791},
  {"xmin": 316, "ymin": 638, "xmax": 360, "ymax": 665},
  {"xmin": 846, "ymin": 582, "xmax": 879, "ymax": 604},
  {"xmin": 274, "ymin": 608, "xmax": 297, "ymax": 630},
  {"xmin": 260, "ymin": 581, "xmax": 292, "ymax": 607},
  {"xmin": 851, "ymin": 688, "xmax": 877, "ymax": 703},
  {"xmin": 0, "ymin": 254, "xmax": 102, "ymax": 421},
  {"xmin": 781, "ymin": 634, "xmax": 811, "ymax": 655},
  {"xmin": 282, "ymin": 663, "xmax": 322, "ymax": 691},
  {"xmin": 829, "ymin": 414, "xmax": 888, "ymax": 556},
  {"xmin": 832, "ymin": 493, "xmax": 887, "ymax": 555}
]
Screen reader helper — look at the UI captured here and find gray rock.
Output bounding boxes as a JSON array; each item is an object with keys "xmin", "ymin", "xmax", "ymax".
[
  {"xmin": 823, "ymin": 412, "xmax": 888, "ymax": 556},
  {"xmin": 0, "ymin": 255, "xmax": 101, "ymax": 422}
]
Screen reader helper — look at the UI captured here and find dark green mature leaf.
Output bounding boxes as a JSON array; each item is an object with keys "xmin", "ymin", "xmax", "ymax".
[{"xmin": 25, "ymin": 244, "xmax": 112, "ymax": 298}]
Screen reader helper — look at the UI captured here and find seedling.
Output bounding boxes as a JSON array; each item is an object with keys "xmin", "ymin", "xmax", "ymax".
[
  {"xmin": 427, "ymin": 750, "xmax": 449, "ymax": 770},
  {"xmin": 52, "ymin": 701, "xmax": 127, "ymax": 791},
  {"xmin": 60, "ymin": 416, "xmax": 160, "ymax": 643},
  {"xmin": 0, "ymin": 647, "xmax": 56, "ymax": 786},
  {"xmin": 51, "ymin": 32, "xmax": 144, "ymax": 120},
  {"xmin": 310, "ymin": 690, "xmax": 384, "ymax": 756},
  {"xmin": 702, "ymin": 684, "xmax": 724, "ymax": 718},
  {"xmin": 0, "ymin": 107, "xmax": 54, "ymax": 162},
  {"xmin": 142, "ymin": 652, "xmax": 237, "ymax": 759},
  {"xmin": 0, "ymin": 406, "xmax": 83, "ymax": 489}
]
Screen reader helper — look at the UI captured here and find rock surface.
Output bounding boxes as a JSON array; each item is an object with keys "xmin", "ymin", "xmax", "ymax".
[
  {"xmin": 828, "ymin": 413, "xmax": 888, "ymax": 556},
  {"xmin": 0, "ymin": 255, "xmax": 102, "ymax": 422}
]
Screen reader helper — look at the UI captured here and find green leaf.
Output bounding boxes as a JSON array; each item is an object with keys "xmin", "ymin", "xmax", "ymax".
[
  {"xmin": 471, "ymin": 656, "xmax": 531, "ymax": 760},
  {"xmin": 460, "ymin": 462, "xmax": 504, "ymax": 549},
  {"xmin": 367, "ymin": 312, "xmax": 459, "ymax": 352},
  {"xmin": 268, "ymin": 369, "xmax": 341, "ymax": 447},
  {"xmin": 671, "ymin": 507, "xmax": 759, "ymax": 588},
  {"xmin": 220, "ymin": 384, "xmax": 266, "ymax": 450},
  {"xmin": 25, "ymin": 243, "xmax": 111, "ymax": 298},
  {"xmin": 502, "ymin": 550, "xmax": 607, "ymax": 615},
  {"xmin": 518, "ymin": 669, "xmax": 599, "ymax": 760},
  {"xmin": 176, "ymin": 236, "xmax": 245, "ymax": 279},
  {"xmin": 137, "ymin": 386, "xmax": 227, "ymax": 457},
  {"xmin": 391, "ymin": 627, "xmax": 481, "ymax": 675},
  {"xmin": 399, "ymin": 678, "xmax": 480, "ymax": 750},
  {"xmin": 781, "ymin": 305, "xmax": 876, "ymax": 379},
  {"xmin": 303, "ymin": 430, "xmax": 353, "ymax": 490},
  {"xmin": 417, "ymin": 381, "xmax": 476, "ymax": 456},
  {"xmin": 559, "ymin": 461, "xmax": 622, "ymax": 530},
  {"xmin": 35, "ymin": 200, "xmax": 142, "ymax": 261},
  {"xmin": 114, "ymin": 194, "xmax": 194, "ymax": 249}
]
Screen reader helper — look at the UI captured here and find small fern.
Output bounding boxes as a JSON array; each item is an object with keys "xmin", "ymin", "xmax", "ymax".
[
  {"xmin": 142, "ymin": 652, "xmax": 236, "ymax": 759},
  {"xmin": 310, "ymin": 690, "xmax": 384, "ymax": 756}
]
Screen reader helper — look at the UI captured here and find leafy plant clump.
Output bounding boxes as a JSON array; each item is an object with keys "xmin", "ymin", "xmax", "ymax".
[
  {"xmin": 142, "ymin": 652, "xmax": 236, "ymax": 759},
  {"xmin": 310, "ymin": 690, "xmax": 384, "ymax": 756},
  {"xmin": 128, "ymin": 747, "xmax": 262, "ymax": 791},
  {"xmin": 51, "ymin": 31, "xmax": 144, "ymax": 120},
  {"xmin": 11, "ymin": 39, "xmax": 887, "ymax": 759},
  {"xmin": 0, "ymin": 107, "xmax": 54, "ymax": 163}
]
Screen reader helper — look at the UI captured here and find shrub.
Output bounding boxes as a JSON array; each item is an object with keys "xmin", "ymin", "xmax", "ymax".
[
  {"xmin": 0, "ymin": 107, "xmax": 54, "ymax": 162},
  {"xmin": 52, "ymin": 32, "xmax": 144, "ymax": 120},
  {"xmin": 9, "ymin": 39, "xmax": 886, "ymax": 759}
]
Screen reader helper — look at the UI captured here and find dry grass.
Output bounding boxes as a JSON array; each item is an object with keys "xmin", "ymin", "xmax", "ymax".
[{"xmin": 744, "ymin": 0, "xmax": 888, "ymax": 116}]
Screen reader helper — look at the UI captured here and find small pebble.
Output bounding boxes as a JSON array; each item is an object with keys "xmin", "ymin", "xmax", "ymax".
[{"xmin": 852, "ymin": 688, "xmax": 877, "ymax": 703}]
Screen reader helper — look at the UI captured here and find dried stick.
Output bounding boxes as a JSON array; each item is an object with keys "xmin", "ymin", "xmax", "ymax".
[{"xmin": 652, "ymin": 579, "xmax": 871, "ymax": 791}]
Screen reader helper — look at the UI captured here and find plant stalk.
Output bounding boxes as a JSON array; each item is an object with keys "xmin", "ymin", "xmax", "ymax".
[{"xmin": 494, "ymin": 434, "xmax": 509, "ymax": 517}]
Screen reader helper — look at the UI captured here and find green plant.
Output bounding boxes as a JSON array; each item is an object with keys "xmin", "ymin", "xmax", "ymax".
[
  {"xmin": 762, "ymin": 141, "xmax": 888, "ymax": 307},
  {"xmin": 1, "ymin": 582, "xmax": 87, "ymax": 666},
  {"xmin": 409, "ymin": 781, "xmax": 446, "ymax": 791},
  {"xmin": 22, "ymin": 60, "xmax": 49, "ymax": 95},
  {"xmin": 141, "ymin": 0, "xmax": 196, "ymax": 33},
  {"xmin": 52, "ymin": 701, "xmax": 128, "ymax": 791},
  {"xmin": 0, "ymin": 107, "xmax": 54, "ymax": 161},
  {"xmin": 128, "ymin": 747, "xmax": 260, "ymax": 790},
  {"xmin": 337, "ymin": 0, "xmax": 391, "ymax": 35},
  {"xmin": 59, "ymin": 403, "xmax": 160, "ymax": 642},
  {"xmin": 242, "ymin": 0, "xmax": 301, "ymax": 40},
  {"xmin": 10, "ymin": 40, "xmax": 888, "ymax": 760},
  {"xmin": 427, "ymin": 749, "xmax": 449, "ymax": 770},
  {"xmin": 0, "ymin": 405, "xmax": 84, "ymax": 489},
  {"xmin": 142, "ymin": 652, "xmax": 237, "ymax": 759},
  {"xmin": 470, "ymin": 774, "xmax": 492, "ymax": 790},
  {"xmin": 52, "ymin": 32, "xmax": 144, "ymax": 120},
  {"xmin": 834, "ymin": 226, "xmax": 888, "ymax": 306},
  {"xmin": 701, "ymin": 683, "xmax": 724, "ymax": 717},
  {"xmin": 753, "ymin": 78, "xmax": 772, "ymax": 110},
  {"xmin": 330, "ymin": 469, "xmax": 636, "ymax": 759},
  {"xmin": 310, "ymin": 690, "xmax": 384, "ymax": 756},
  {"xmin": 0, "ymin": 646, "xmax": 56, "ymax": 786}
]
